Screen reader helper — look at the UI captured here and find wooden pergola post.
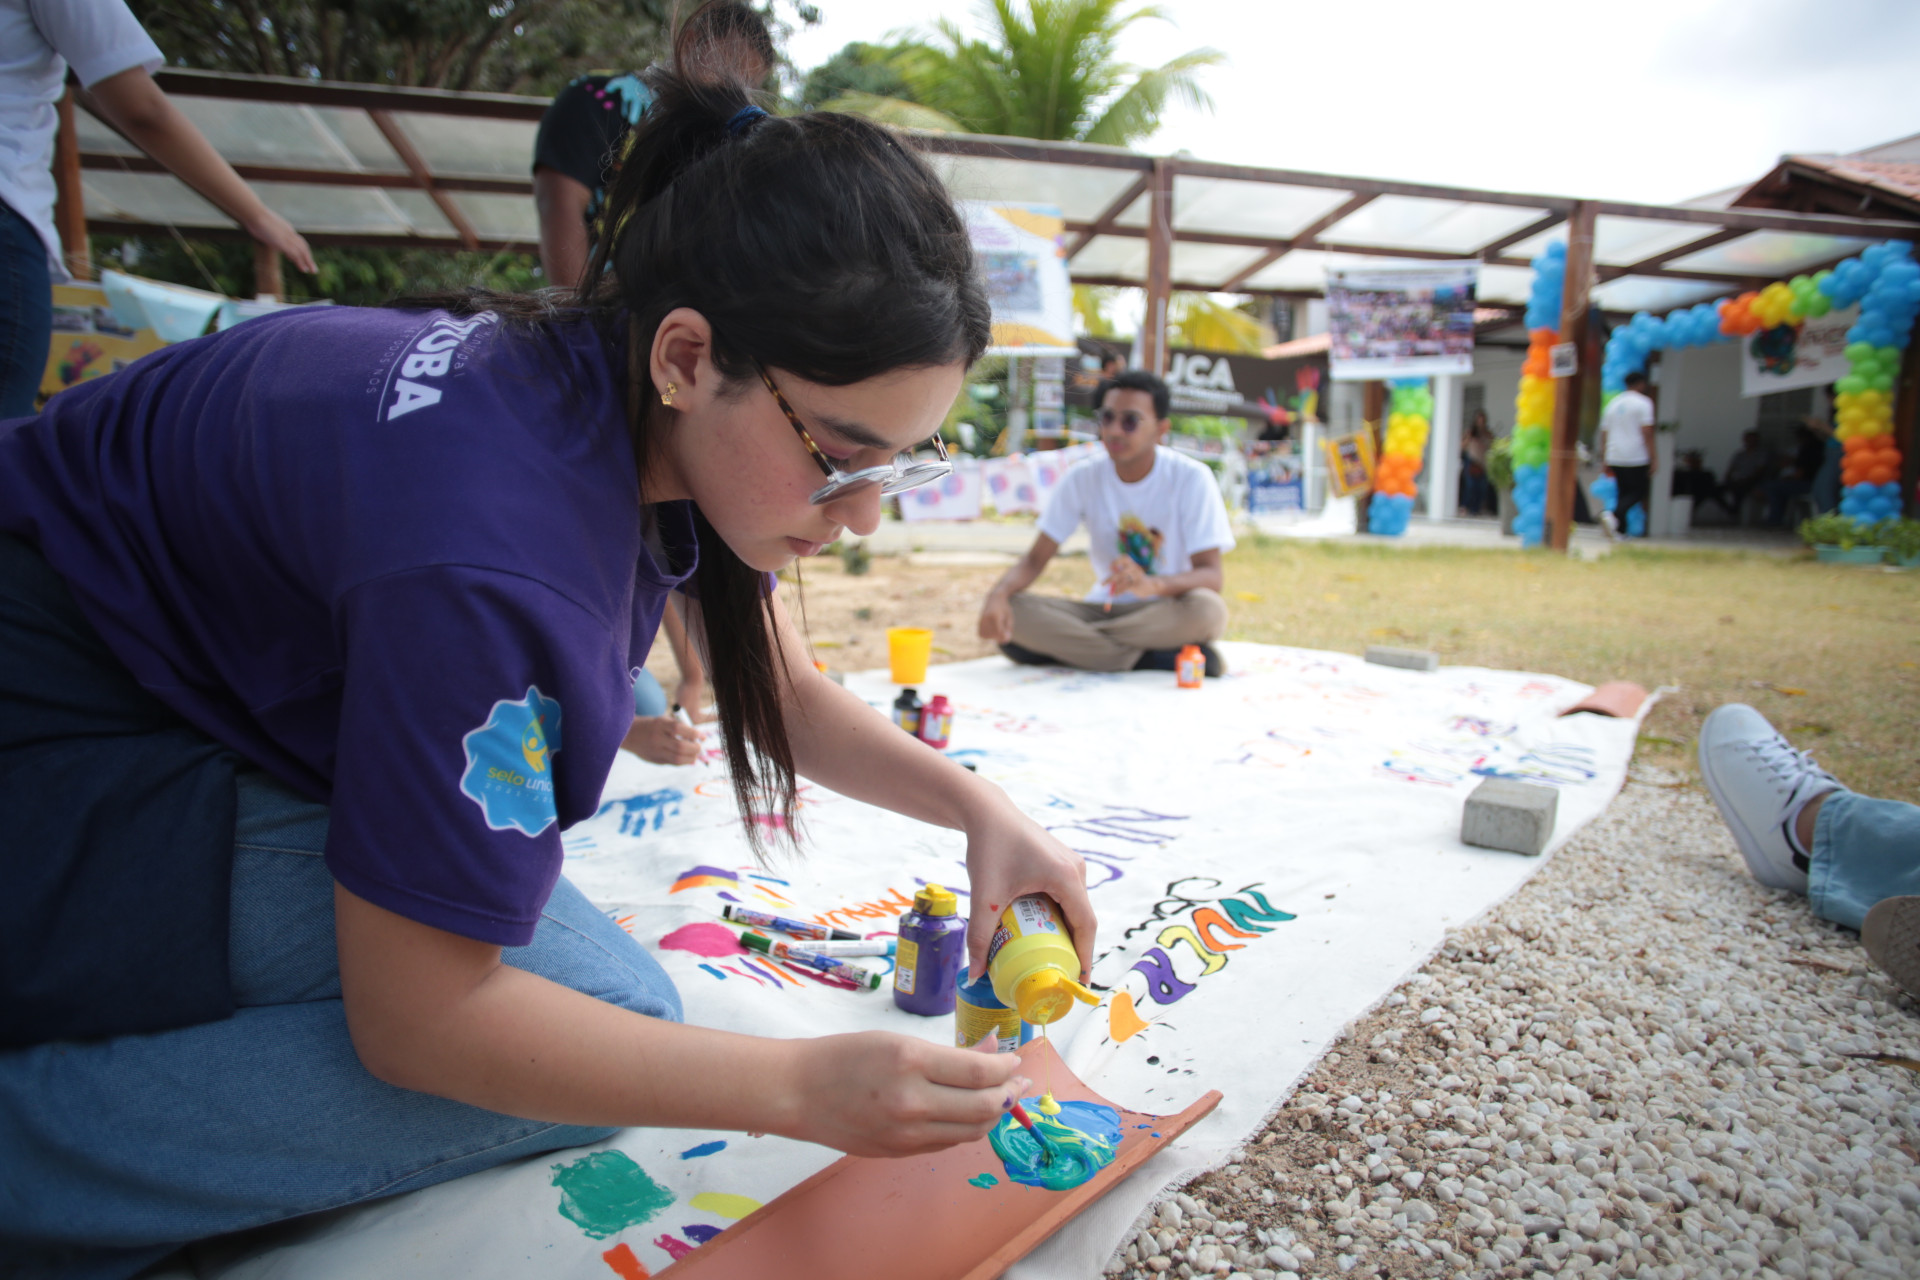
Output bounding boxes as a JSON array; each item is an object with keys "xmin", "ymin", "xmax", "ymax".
[
  {"xmin": 253, "ymin": 242, "xmax": 284, "ymax": 300},
  {"xmin": 52, "ymin": 87, "xmax": 92, "ymax": 280},
  {"xmin": 1360, "ymin": 379, "xmax": 1387, "ymax": 531},
  {"xmin": 1898, "ymin": 338, "xmax": 1919, "ymax": 519},
  {"xmin": 1547, "ymin": 200, "xmax": 1596, "ymax": 551},
  {"xmin": 1141, "ymin": 158, "xmax": 1174, "ymax": 376}
]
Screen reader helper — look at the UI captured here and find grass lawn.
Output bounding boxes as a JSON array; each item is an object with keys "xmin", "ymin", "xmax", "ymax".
[{"xmin": 756, "ymin": 536, "xmax": 1920, "ymax": 804}]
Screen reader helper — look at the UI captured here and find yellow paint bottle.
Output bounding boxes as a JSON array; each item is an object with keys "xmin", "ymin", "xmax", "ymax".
[{"xmin": 985, "ymin": 894, "xmax": 1099, "ymax": 1026}]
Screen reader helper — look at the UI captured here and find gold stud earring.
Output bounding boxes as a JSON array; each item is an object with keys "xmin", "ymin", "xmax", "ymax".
[{"xmin": 660, "ymin": 381, "xmax": 679, "ymax": 407}]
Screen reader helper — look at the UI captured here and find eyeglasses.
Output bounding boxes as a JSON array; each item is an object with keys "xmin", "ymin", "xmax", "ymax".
[
  {"xmin": 1097, "ymin": 408, "xmax": 1151, "ymax": 433},
  {"xmin": 759, "ymin": 367, "xmax": 951, "ymax": 506}
]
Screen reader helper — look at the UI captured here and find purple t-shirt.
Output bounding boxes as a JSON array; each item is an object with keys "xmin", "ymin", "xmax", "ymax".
[{"xmin": 0, "ymin": 306, "xmax": 693, "ymax": 946}]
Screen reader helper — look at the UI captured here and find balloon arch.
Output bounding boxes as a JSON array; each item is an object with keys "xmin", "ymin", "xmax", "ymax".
[{"xmin": 1503, "ymin": 240, "xmax": 1920, "ymax": 546}]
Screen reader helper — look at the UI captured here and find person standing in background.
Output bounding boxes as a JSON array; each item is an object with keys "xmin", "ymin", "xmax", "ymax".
[
  {"xmin": 0, "ymin": 0, "xmax": 315, "ymax": 418},
  {"xmin": 1458, "ymin": 409, "xmax": 1493, "ymax": 516},
  {"xmin": 1597, "ymin": 371, "xmax": 1656, "ymax": 537}
]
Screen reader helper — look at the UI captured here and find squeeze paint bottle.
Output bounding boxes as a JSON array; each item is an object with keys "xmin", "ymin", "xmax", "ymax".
[
  {"xmin": 1175, "ymin": 644, "xmax": 1205, "ymax": 689},
  {"xmin": 892, "ymin": 687, "xmax": 923, "ymax": 736},
  {"xmin": 893, "ymin": 883, "xmax": 966, "ymax": 1015},
  {"xmin": 984, "ymin": 894, "xmax": 1100, "ymax": 1028},
  {"xmin": 955, "ymin": 969, "xmax": 1035, "ymax": 1052},
  {"xmin": 916, "ymin": 694, "xmax": 953, "ymax": 750}
]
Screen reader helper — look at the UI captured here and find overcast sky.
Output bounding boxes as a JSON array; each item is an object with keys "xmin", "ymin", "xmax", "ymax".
[{"xmin": 785, "ymin": 0, "xmax": 1920, "ymax": 206}]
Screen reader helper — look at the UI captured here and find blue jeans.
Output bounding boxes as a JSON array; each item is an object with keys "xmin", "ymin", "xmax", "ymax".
[
  {"xmin": 1808, "ymin": 791, "xmax": 1920, "ymax": 932},
  {"xmin": 0, "ymin": 198, "xmax": 52, "ymax": 418},
  {"xmin": 0, "ymin": 769, "xmax": 682, "ymax": 1280},
  {"xmin": 632, "ymin": 666, "xmax": 668, "ymax": 717}
]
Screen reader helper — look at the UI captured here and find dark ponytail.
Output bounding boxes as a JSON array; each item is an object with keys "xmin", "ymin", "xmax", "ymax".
[{"xmin": 399, "ymin": 2, "xmax": 990, "ymax": 853}]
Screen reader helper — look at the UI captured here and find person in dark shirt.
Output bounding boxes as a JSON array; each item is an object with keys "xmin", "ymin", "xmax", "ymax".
[
  {"xmin": 1764, "ymin": 422, "xmax": 1831, "ymax": 526},
  {"xmin": 532, "ymin": 6, "xmax": 774, "ymax": 289}
]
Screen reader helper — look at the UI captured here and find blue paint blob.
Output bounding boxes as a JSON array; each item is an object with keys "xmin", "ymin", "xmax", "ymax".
[
  {"xmin": 682, "ymin": 1224, "xmax": 723, "ymax": 1243},
  {"xmin": 697, "ymin": 964, "xmax": 727, "ymax": 981},
  {"xmin": 968, "ymin": 1173, "xmax": 999, "ymax": 1188},
  {"xmin": 989, "ymin": 1098, "xmax": 1122, "ymax": 1190},
  {"xmin": 678, "ymin": 1140, "xmax": 727, "ymax": 1159}
]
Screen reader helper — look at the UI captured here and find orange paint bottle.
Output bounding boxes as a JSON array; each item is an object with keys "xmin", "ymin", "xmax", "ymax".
[{"xmin": 1175, "ymin": 644, "xmax": 1205, "ymax": 688}]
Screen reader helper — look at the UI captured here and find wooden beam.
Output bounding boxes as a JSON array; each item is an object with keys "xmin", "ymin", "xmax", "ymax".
[
  {"xmin": 1064, "ymin": 172, "xmax": 1152, "ymax": 259},
  {"xmin": 368, "ymin": 109, "xmax": 479, "ymax": 251},
  {"xmin": 1069, "ymin": 272, "xmax": 1318, "ymax": 299},
  {"xmin": 53, "ymin": 88, "xmax": 91, "ymax": 279},
  {"xmin": 154, "ymin": 67, "xmax": 548, "ymax": 121},
  {"xmin": 1546, "ymin": 201, "xmax": 1596, "ymax": 552},
  {"xmin": 1589, "ymin": 198, "xmax": 1920, "ymax": 241},
  {"xmin": 1142, "ymin": 159, "xmax": 1174, "ymax": 376},
  {"xmin": 80, "ymin": 151, "xmax": 530, "ymax": 195},
  {"xmin": 1899, "ymin": 333, "xmax": 1920, "ymax": 520},
  {"xmin": 1476, "ymin": 212, "xmax": 1566, "ymax": 260},
  {"xmin": 84, "ymin": 217, "xmax": 532, "ymax": 255},
  {"xmin": 252, "ymin": 242, "xmax": 283, "ymax": 300}
]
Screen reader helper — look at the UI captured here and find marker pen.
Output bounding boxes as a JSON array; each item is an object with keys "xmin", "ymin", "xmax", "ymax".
[
  {"xmin": 736, "ymin": 931, "xmax": 895, "ymax": 957},
  {"xmin": 721, "ymin": 904, "xmax": 860, "ymax": 942},
  {"xmin": 740, "ymin": 933, "xmax": 883, "ymax": 989}
]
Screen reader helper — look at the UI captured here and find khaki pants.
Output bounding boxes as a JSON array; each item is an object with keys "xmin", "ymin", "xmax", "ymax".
[{"xmin": 1007, "ymin": 589, "xmax": 1228, "ymax": 672}]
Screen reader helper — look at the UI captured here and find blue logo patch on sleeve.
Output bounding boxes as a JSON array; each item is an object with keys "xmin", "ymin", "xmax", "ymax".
[{"xmin": 460, "ymin": 686, "xmax": 564, "ymax": 835}]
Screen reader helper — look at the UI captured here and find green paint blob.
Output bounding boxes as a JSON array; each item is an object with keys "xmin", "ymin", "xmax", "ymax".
[
  {"xmin": 968, "ymin": 1173, "xmax": 999, "ymax": 1188},
  {"xmin": 988, "ymin": 1098, "xmax": 1121, "ymax": 1191},
  {"xmin": 550, "ymin": 1151, "xmax": 674, "ymax": 1239}
]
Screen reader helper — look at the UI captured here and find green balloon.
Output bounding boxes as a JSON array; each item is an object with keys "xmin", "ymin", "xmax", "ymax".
[{"xmin": 1837, "ymin": 375, "xmax": 1865, "ymax": 395}]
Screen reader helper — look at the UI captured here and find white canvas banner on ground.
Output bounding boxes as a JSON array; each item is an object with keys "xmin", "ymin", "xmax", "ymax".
[
  {"xmin": 1327, "ymin": 261, "xmax": 1479, "ymax": 381},
  {"xmin": 193, "ymin": 643, "xmax": 1646, "ymax": 1280},
  {"xmin": 962, "ymin": 201, "xmax": 1078, "ymax": 355},
  {"xmin": 1740, "ymin": 306, "xmax": 1859, "ymax": 397}
]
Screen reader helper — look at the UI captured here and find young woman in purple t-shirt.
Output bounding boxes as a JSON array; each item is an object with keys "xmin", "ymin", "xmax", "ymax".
[{"xmin": 0, "ymin": 5, "xmax": 1094, "ymax": 1270}]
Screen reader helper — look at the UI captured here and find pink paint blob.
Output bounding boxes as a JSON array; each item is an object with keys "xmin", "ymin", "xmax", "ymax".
[
  {"xmin": 653, "ymin": 1234, "xmax": 695, "ymax": 1261},
  {"xmin": 658, "ymin": 922, "xmax": 748, "ymax": 959}
]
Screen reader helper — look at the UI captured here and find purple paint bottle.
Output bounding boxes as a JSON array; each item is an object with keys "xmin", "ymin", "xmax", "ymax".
[{"xmin": 893, "ymin": 884, "xmax": 966, "ymax": 1016}]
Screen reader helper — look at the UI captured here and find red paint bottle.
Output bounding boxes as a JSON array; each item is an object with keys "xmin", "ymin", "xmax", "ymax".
[
  {"xmin": 917, "ymin": 694, "xmax": 953, "ymax": 749},
  {"xmin": 1176, "ymin": 644, "xmax": 1205, "ymax": 688}
]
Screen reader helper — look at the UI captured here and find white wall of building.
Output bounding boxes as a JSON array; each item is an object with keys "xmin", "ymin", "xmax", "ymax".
[
  {"xmin": 1466, "ymin": 344, "xmax": 1526, "ymax": 438},
  {"xmin": 1656, "ymin": 342, "xmax": 1759, "ymax": 473}
]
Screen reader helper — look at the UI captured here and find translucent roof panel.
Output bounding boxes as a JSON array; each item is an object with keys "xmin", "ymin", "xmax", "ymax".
[
  {"xmin": 927, "ymin": 154, "xmax": 1145, "ymax": 223},
  {"xmin": 1071, "ymin": 234, "xmax": 1149, "ymax": 279},
  {"xmin": 75, "ymin": 107, "xmax": 140, "ymax": 156},
  {"xmin": 170, "ymin": 98, "xmax": 394, "ymax": 173},
  {"xmin": 1503, "ymin": 216, "xmax": 1728, "ymax": 268},
  {"xmin": 1171, "ymin": 241, "xmax": 1273, "ymax": 286},
  {"xmin": 250, "ymin": 181, "xmax": 439, "ymax": 236},
  {"xmin": 1663, "ymin": 230, "xmax": 1873, "ymax": 277},
  {"xmin": 1475, "ymin": 263, "xmax": 1537, "ymax": 307},
  {"xmin": 1144, "ymin": 177, "xmax": 1357, "ymax": 239},
  {"xmin": 1589, "ymin": 275, "xmax": 1730, "ymax": 314},
  {"xmin": 83, "ymin": 171, "xmax": 231, "ymax": 228},
  {"xmin": 1319, "ymin": 195, "xmax": 1550, "ymax": 255},
  {"xmin": 1238, "ymin": 249, "xmax": 1382, "ymax": 293},
  {"xmin": 390, "ymin": 113, "xmax": 539, "ymax": 180},
  {"xmin": 446, "ymin": 192, "xmax": 541, "ymax": 242}
]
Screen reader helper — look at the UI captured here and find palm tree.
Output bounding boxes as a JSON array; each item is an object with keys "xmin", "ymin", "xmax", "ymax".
[{"xmin": 821, "ymin": 0, "xmax": 1218, "ymax": 146}]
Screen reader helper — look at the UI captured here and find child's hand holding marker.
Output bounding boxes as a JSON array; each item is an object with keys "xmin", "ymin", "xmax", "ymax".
[{"xmin": 620, "ymin": 706, "xmax": 703, "ymax": 766}]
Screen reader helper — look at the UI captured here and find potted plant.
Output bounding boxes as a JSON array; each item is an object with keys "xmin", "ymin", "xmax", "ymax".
[
  {"xmin": 1875, "ymin": 517, "xmax": 1920, "ymax": 569},
  {"xmin": 1798, "ymin": 513, "xmax": 1885, "ymax": 564},
  {"xmin": 1487, "ymin": 435, "xmax": 1515, "ymax": 534}
]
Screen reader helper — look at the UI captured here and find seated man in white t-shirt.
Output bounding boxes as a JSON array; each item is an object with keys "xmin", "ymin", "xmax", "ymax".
[
  {"xmin": 1597, "ymin": 372, "xmax": 1657, "ymax": 537},
  {"xmin": 977, "ymin": 371, "xmax": 1234, "ymax": 675}
]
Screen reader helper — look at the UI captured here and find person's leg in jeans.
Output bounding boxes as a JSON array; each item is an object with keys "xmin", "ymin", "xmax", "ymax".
[
  {"xmin": 0, "ymin": 769, "xmax": 682, "ymax": 1279},
  {"xmin": 0, "ymin": 200, "xmax": 54, "ymax": 419},
  {"xmin": 632, "ymin": 667, "xmax": 669, "ymax": 717},
  {"xmin": 1699, "ymin": 704, "xmax": 1920, "ymax": 994}
]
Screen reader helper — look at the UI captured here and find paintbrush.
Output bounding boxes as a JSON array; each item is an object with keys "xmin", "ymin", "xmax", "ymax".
[{"xmin": 1005, "ymin": 1097, "xmax": 1053, "ymax": 1164}]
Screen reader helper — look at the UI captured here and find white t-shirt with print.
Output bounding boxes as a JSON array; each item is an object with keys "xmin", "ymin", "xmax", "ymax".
[
  {"xmin": 1037, "ymin": 445, "xmax": 1236, "ymax": 604},
  {"xmin": 1600, "ymin": 389, "xmax": 1655, "ymax": 466},
  {"xmin": 0, "ymin": 0, "xmax": 162, "ymax": 281}
]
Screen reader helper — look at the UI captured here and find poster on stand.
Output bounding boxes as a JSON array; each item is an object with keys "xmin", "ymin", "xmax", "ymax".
[
  {"xmin": 1739, "ymin": 306, "xmax": 1858, "ymax": 398},
  {"xmin": 961, "ymin": 201, "xmax": 1078, "ymax": 355},
  {"xmin": 1327, "ymin": 261, "xmax": 1478, "ymax": 380}
]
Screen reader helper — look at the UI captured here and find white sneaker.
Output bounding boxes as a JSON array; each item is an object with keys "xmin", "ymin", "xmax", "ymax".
[
  {"xmin": 1599, "ymin": 510, "xmax": 1618, "ymax": 541},
  {"xmin": 1864, "ymin": 897, "xmax": 1920, "ymax": 1000},
  {"xmin": 1697, "ymin": 704, "xmax": 1841, "ymax": 893}
]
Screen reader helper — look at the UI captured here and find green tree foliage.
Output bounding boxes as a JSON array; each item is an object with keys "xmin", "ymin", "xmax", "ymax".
[
  {"xmin": 881, "ymin": 0, "xmax": 1220, "ymax": 146},
  {"xmin": 800, "ymin": 41, "xmax": 913, "ymax": 108}
]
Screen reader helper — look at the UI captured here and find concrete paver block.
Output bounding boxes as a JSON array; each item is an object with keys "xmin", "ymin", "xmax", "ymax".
[
  {"xmin": 1461, "ymin": 777, "xmax": 1559, "ymax": 856},
  {"xmin": 1365, "ymin": 645, "xmax": 1439, "ymax": 672}
]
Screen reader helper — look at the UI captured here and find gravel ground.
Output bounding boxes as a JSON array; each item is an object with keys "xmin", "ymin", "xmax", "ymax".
[{"xmin": 1107, "ymin": 771, "xmax": 1920, "ymax": 1280}]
